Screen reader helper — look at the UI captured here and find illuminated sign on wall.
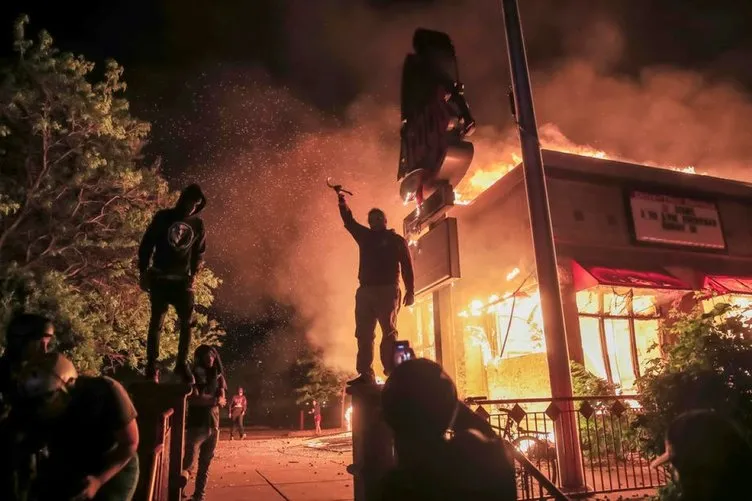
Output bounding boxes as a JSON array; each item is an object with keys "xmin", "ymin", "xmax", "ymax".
[{"xmin": 629, "ymin": 191, "xmax": 725, "ymax": 249}]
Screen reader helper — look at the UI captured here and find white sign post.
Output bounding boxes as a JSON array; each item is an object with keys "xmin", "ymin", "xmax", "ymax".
[{"xmin": 629, "ymin": 191, "xmax": 725, "ymax": 249}]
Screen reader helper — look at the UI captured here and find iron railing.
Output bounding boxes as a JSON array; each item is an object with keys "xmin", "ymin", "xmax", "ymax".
[
  {"xmin": 147, "ymin": 409, "xmax": 174, "ymax": 501},
  {"xmin": 468, "ymin": 395, "xmax": 668, "ymax": 500},
  {"xmin": 503, "ymin": 438, "xmax": 570, "ymax": 501}
]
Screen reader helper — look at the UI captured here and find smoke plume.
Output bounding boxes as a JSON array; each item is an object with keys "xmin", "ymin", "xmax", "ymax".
[{"xmin": 166, "ymin": 0, "xmax": 752, "ymax": 370}]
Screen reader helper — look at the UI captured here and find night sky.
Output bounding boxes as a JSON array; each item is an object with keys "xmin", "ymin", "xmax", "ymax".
[{"xmin": 2, "ymin": 1, "xmax": 752, "ymax": 377}]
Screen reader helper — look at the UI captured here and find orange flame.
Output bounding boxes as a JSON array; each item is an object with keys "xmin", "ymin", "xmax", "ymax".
[{"xmin": 453, "ymin": 125, "xmax": 697, "ymax": 204}]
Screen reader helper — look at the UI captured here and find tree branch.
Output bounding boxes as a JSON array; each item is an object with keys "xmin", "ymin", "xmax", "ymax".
[{"xmin": 0, "ymin": 113, "xmax": 53, "ymax": 257}]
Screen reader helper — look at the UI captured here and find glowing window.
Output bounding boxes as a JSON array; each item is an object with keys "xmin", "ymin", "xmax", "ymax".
[{"xmin": 576, "ymin": 289, "xmax": 661, "ymax": 392}]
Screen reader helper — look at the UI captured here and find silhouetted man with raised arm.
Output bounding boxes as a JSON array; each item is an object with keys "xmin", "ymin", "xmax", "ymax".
[
  {"xmin": 338, "ymin": 193, "xmax": 415, "ymax": 385},
  {"xmin": 139, "ymin": 184, "xmax": 207, "ymax": 383}
]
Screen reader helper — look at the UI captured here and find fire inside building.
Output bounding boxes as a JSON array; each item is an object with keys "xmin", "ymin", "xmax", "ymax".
[
  {"xmin": 398, "ymin": 149, "xmax": 752, "ymax": 402},
  {"xmin": 348, "ymin": 19, "xmax": 751, "ymax": 501}
]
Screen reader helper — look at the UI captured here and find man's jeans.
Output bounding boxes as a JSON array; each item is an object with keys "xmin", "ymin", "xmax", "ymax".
[
  {"xmin": 183, "ymin": 427, "xmax": 218, "ymax": 500},
  {"xmin": 354, "ymin": 285, "xmax": 402, "ymax": 378},
  {"xmin": 230, "ymin": 413, "xmax": 244, "ymax": 438},
  {"xmin": 146, "ymin": 275, "xmax": 194, "ymax": 378}
]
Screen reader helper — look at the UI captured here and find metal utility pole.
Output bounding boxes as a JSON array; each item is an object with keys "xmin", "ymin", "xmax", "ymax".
[{"xmin": 500, "ymin": 0, "xmax": 586, "ymax": 490}]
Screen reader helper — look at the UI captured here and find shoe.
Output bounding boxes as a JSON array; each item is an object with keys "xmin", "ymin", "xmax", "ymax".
[
  {"xmin": 179, "ymin": 470, "xmax": 190, "ymax": 489},
  {"xmin": 175, "ymin": 362, "xmax": 195, "ymax": 385},
  {"xmin": 230, "ymin": 436, "xmax": 234, "ymax": 441},
  {"xmin": 347, "ymin": 374, "xmax": 376, "ymax": 386},
  {"xmin": 241, "ymin": 433, "xmax": 246, "ymax": 439}
]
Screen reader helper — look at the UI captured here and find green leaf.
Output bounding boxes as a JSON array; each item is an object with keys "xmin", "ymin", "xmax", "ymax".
[{"xmin": 0, "ymin": 16, "xmax": 223, "ymax": 375}]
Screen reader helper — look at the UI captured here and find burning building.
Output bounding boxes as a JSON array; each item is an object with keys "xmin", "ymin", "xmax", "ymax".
[{"xmin": 398, "ymin": 149, "xmax": 752, "ymax": 401}]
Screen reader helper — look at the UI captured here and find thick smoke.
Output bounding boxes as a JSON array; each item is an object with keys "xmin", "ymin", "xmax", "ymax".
[{"xmin": 171, "ymin": 1, "xmax": 752, "ymax": 370}]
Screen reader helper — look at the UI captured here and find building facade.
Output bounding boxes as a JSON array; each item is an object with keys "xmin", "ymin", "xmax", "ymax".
[{"xmin": 398, "ymin": 150, "xmax": 752, "ymax": 400}]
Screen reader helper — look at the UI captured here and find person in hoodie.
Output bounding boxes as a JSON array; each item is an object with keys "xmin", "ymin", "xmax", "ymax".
[
  {"xmin": 138, "ymin": 184, "xmax": 207, "ymax": 383},
  {"xmin": 337, "ymin": 193, "xmax": 415, "ymax": 385}
]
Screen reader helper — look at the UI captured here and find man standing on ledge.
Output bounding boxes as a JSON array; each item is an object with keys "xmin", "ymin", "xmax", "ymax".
[
  {"xmin": 338, "ymin": 192, "xmax": 415, "ymax": 385},
  {"xmin": 139, "ymin": 183, "xmax": 207, "ymax": 383}
]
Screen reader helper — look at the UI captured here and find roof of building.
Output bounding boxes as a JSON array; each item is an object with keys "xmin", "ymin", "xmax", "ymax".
[{"xmin": 457, "ymin": 149, "xmax": 752, "ymax": 219}]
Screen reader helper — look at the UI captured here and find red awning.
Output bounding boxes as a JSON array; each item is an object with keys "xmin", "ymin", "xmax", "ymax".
[
  {"xmin": 703, "ymin": 275, "xmax": 752, "ymax": 295},
  {"xmin": 572, "ymin": 261, "xmax": 692, "ymax": 291}
]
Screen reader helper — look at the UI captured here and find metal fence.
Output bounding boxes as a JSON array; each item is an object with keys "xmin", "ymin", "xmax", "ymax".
[
  {"xmin": 469, "ymin": 396, "xmax": 668, "ymax": 500},
  {"xmin": 147, "ymin": 409, "xmax": 174, "ymax": 501}
]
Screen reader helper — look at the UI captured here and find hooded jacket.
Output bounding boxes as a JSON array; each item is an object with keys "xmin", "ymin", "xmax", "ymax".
[{"xmin": 138, "ymin": 184, "xmax": 207, "ymax": 279}]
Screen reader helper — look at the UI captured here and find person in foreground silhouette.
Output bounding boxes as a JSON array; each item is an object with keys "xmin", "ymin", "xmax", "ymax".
[
  {"xmin": 139, "ymin": 183, "xmax": 207, "ymax": 383},
  {"xmin": 651, "ymin": 409, "xmax": 752, "ymax": 501},
  {"xmin": 337, "ymin": 192, "xmax": 414, "ymax": 385},
  {"xmin": 17, "ymin": 353, "xmax": 139, "ymax": 501},
  {"xmin": 380, "ymin": 358, "xmax": 517, "ymax": 500},
  {"xmin": 0, "ymin": 314, "xmax": 55, "ymax": 501}
]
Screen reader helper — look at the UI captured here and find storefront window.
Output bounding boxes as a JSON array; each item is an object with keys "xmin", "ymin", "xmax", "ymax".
[
  {"xmin": 579, "ymin": 316, "xmax": 607, "ymax": 379},
  {"xmin": 456, "ymin": 291, "xmax": 551, "ymax": 399},
  {"xmin": 413, "ymin": 296, "xmax": 436, "ymax": 360},
  {"xmin": 702, "ymin": 294, "xmax": 752, "ymax": 321},
  {"xmin": 603, "ymin": 318, "xmax": 636, "ymax": 390},
  {"xmin": 576, "ymin": 289, "xmax": 661, "ymax": 392},
  {"xmin": 490, "ymin": 295, "xmax": 545, "ymax": 359},
  {"xmin": 634, "ymin": 319, "xmax": 660, "ymax": 375}
]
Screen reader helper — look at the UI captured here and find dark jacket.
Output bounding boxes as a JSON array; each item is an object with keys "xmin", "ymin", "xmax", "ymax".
[
  {"xmin": 138, "ymin": 184, "xmax": 207, "ymax": 278},
  {"xmin": 339, "ymin": 201, "xmax": 414, "ymax": 292}
]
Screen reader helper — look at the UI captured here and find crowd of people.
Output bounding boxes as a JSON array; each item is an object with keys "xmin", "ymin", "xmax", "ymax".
[
  {"xmin": 2, "ymin": 180, "xmax": 752, "ymax": 501},
  {"xmin": 0, "ymin": 315, "xmax": 141, "ymax": 500},
  {"xmin": 0, "ymin": 182, "xmax": 228, "ymax": 501},
  {"xmin": 0, "ymin": 310, "xmax": 232, "ymax": 501}
]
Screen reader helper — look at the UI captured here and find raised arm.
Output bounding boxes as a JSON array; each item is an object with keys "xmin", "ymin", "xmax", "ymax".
[
  {"xmin": 398, "ymin": 236, "xmax": 415, "ymax": 306},
  {"xmin": 338, "ymin": 195, "xmax": 369, "ymax": 241}
]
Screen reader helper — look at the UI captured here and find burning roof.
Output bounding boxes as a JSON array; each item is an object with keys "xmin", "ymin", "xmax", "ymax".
[{"xmin": 453, "ymin": 149, "xmax": 752, "ymax": 215}]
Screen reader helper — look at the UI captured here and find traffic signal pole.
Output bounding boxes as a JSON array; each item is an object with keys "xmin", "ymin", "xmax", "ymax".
[{"xmin": 500, "ymin": 0, "xmax": 586, "ymax": 490}]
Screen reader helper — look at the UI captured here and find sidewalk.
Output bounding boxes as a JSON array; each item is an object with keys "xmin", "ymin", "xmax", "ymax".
[
  {"xmin": 202, "ymin": 430, "xmax": 654, "ymax": 501},
  {"xmin": 204, "ymin": 432, "xmax": 354, "ymax": 501}
]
